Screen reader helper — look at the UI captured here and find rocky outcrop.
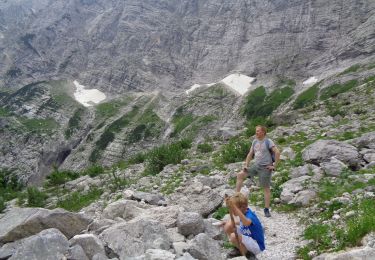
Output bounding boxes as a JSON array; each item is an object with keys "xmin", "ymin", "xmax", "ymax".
[{"xmin": 0, "ymin": 207, "xmax": 92, "ymax": 244}]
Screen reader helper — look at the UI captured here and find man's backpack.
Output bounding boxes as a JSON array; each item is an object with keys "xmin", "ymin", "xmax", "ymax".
[{"xmin": 251, "ymin": 138, "xmax": 275, "ymax": 163}]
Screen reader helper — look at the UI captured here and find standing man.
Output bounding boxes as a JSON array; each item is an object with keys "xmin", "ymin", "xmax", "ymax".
[{"xmin": 236, "ymin": 125, "xmax": 280, "ymax": 217}]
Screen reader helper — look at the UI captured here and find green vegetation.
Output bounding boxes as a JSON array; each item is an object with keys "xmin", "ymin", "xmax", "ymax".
[
  {"xmin": 339, "ymin": 64, "xmax": 361, "ymax": 75},
  {"xmin": 213, "ymin": 206, "xmax": 229, "ymax": 220},
  {"xmin": 144, "ymin": 139, "xmax": 192, "ymax": 175},
  {"xmin": 0, "ymin": 107, "xmax": 11, "ymax": 117},
  {"xmin": 65, "ymin": 108, "xmax": 85, "ymax": 138},
  {"xmin": 26, "ymin": 187, "xmax": 48, "ymax": 207},
  {"xmin": 197, "ymin": 143, "xmax": 214, "ymax": 153},
  {"xmin": 214, "ymin": 136, "xmax": 250, "ymax": 166},
  {"xmin": 171, "ymin": 114, "xmax": 195, "ymax": 137},
  {"xmin": 19, "ymin": 118, "xmax": 58, "ymax": 133},
  {"xmin": 293, "ymin": 83, "xmax": 320, "ymax": 109},
  {"xmin": 90, "ymin": 106, "xmax": 139, "ymax": 162},
  {"xmin": 56, "ymin": 188, "xmax": 102, "ymax": 212},
  {"xmin": 160, "ymin": 172, "xmax": 183, "ymax": 194},
  {"xmin": 243, "ymin": 86, "xmax": 267, "ymax": 120},
  {"xmin": 127, "ymin": 108, "xmax": 164, "ymax": 143},
  {"xmin": 0, "ymin": 169, "xmax": 24, "ymax": 211},
  {"xmin": 83, "ymin": 165, "xmax": 105, "ymax": 177},
  {"xmin": 47, "ymin": 169, "xmax": 80, "ymax": 186},
  {"xmin": 95, "ymin": 98, "xmax": 131, "ymax": 120},
  {"xmin": 320, "ymin": 80, "xmax": 358, "ymax": 100}
]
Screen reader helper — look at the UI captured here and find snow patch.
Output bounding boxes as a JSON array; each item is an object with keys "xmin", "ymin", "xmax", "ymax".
[
  {"xmin": 221, "ymin": 74, "xmax": 255, "ymax": 95},
  {"xmin": 73, "ymin": 80, "xmax": 106, "ymax": 107},
  {"xmin": 186, "ymin": 73, "xmax": 255, "ymax": 96},
  {"xmin": 303, "ymin": 76, "xmax": 318, "ymax": 85}
]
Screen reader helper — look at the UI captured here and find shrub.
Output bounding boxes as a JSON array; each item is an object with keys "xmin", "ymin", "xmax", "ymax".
[
  {"xmin": 215, "ymin": 137, "xmax": 250, "ymax": 165},
  {"xmin": 56, "ymin": 188, "xmax": 102, "ymax": 212},
  {"xmin": 304, "ymin": 224, "xmax": 331, "ymax": 249},
  {"xmin": 0, "ymin": 169, "xmax": 23, "ymax": 201},
  {"xmin": 293, "ymin": 83, "xmax": 319, "ymax": 109},
  {"xmin": 20, "ymin": 118, "xmax": 58, "ymax": 133},
  {"xmin": 320, "ymin": 80, "xmax": 358, "ymax": 100},
  {"xmin": 197, "ymin": 143, "xmax": 213, "ymax": 153},
  {"xmin": 244, "ymin": 117, "xmax": 275, "ymax": 137},
  {"xmin": 144, "ymin": 139, "xmax": 192, "ymax": 175},
  {"xmin": 0, "ymin": 196, "xmax": 5, "ymax": 213},
  {"xmin": 171, "ymin": 114, "xmax": 195, "ymax": 137},
  {"xmin": 65, "ymin": 108, "xmax": 84, "ymax": 138},
  {"xmin": 83, "ymin": 165, "xmax": 105, "ymax": 177},
  {"xmin": 243, "ymin": 86, "xmax": 267, "ymax": 120},
  {"xmin": 213, "ymin": 207, "xmax": 229, "ymax": 220},
  {"xmin": 47, "ymin": 169, "xmax": 80, "ymax": 186},
  {"xmin": 27, "ymin": 187, "xmax": 48, "ymax": 207}
]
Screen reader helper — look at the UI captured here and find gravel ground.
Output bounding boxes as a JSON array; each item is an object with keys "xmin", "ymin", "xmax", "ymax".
[{"xmin": 252, "ymin": 206, "xmax": 305, "ymax": 260}]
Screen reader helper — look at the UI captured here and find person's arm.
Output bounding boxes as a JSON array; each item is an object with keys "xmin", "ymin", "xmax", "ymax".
[
  {"xmin": 272, "ymin": 146, "xmax": 280, "ymax": 170},
  {"xmin": 231, "ymin": 204, "xmax": 252, "ymax": 226},
  {"xmin": 243, "ymin": 148, "xmax": 254, "ymax": 171}
]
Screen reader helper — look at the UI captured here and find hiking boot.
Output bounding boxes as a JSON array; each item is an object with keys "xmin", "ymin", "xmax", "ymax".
[
  {"xmin": 264, "ymin": 208, "xmax": 271, "ymax": 217},
  {"xmin": 246, "ymin": 250, "xmax": 256, "ymax": 259},
  {"xmin": 226, "ymin": 247, "xmax": 241, "ymax": 258}
]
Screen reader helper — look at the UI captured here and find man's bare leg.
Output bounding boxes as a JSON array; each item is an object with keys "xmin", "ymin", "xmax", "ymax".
[{"xmin": 236, "ymin": 170, "xmax": 247, "ymax": 192}]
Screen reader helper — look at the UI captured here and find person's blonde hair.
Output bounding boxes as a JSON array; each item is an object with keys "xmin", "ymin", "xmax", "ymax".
[
  {"xmin": 256, "ymin": 125, "xmax": 267, "ymax": 134},
  {"xmin": 230, "ymin": 192, "xmax": 248, "ymax": 208}
]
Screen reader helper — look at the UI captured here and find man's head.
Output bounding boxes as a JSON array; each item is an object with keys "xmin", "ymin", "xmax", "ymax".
[
  {"xmin": 230, "ymin": 192, "xmax": 248, "ymax": 213},
  {"xmin": 255, "ymin": 125, "xmax": 266, "ymax": 139}
]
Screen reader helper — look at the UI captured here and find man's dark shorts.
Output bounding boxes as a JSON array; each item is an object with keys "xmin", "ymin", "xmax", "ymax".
[{"xmin": 246, "ymin": 164, "xmax": 272, "ymax": 188}]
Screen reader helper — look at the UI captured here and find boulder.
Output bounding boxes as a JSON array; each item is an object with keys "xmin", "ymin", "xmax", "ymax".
[
  {"xmin": 1, "ymin": 228, "xmax": 69, "ymax": 260},
  {"xmin": 195, "ymin": 175, "xmax": 226, "ymax": 189},
  {"xmin": 351, "ymin": 131, "xmax": 375, "ymax": 149},
  {"xmin": 145, "ymin": 249, "xmax": 175, "ymax": 260},
  {"xmin": 313, "ymin": 246, "xmax": 375, "ymax": 260},
  {"xmin": 67, "ymin": 244, "xmax": 89, "ymax": 260},
  {"xmin": 99, "ymin": 219, "xmax": 171, "ymax": 259},
  {"xmin": 280, "ymin": 147, "xmax": 296, "ymax": 160},
  {"xmin": 176, "ymin": 252, "xmax": 197, "ymax": 260},
  {"xmin": 321, "ymin": 157, "xmax": 348, "ymax": 177},
  {"xmin": 302, "ymin": 140, "xmax": 360, "ymax": 168},
  {"xmin": 70, "ymin": 234, "xmax": 106, "ymax": 259},
  {"xmin": 133, "ymin": 191, "xmax": 166, "ymax": 206},
  {"xmin": 177, "ymin": 212, "xmax": 204, "ymax": 236},
  {"xmin": 102, "ymin": 199, "xmax": 147, "ymax": 220},
  {"xmin": 187, "ymin": 233, "xmax": 223, "ymax": 260},
  {"xmin": 203, "ymin": 218, "xmax": 224, "ymax": 240},
  {"xmin": 280, "ymin": 176, "xmax": 311, "ymax": 204},
  {"xmin": 133, "ymin": 205, "xmax": 184, "ymax": 228},
  {"xmin": 290, "ymin": 190, "xmax": 317, "ymax": 206},
  {"xmin": 0, "ymin": 207, "xmax": 92, "ymax": 244},
  {"xmin": 291, "ymin": 164, "xmax": 323, "ymax": 179}
]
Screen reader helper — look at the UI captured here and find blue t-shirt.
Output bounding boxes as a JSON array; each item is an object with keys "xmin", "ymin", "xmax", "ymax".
[{"xmin": 239, "ymin": 208, "xmax": 265, "ymax": 251}]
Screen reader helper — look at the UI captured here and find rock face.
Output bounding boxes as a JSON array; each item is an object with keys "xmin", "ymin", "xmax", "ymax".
[
  {"xmin": 1, "ymin": 0, "xmax": 374, "ymax": 93},
  {"xmin": 0, "ymin": 207, "xmax": 92, "ymax": 244}
]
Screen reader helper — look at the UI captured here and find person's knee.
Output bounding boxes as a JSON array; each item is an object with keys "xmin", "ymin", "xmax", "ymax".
[
  {"xmin": 224, "ymin": 221, "xmax": 234, "ymax": 234},
  {"xmin": 237, "ymin": 171, "xmax": 246, "ymax": 180},
  {"xmin": 229, "ymin": 233, "xmax": 237, "ymax": 244}
]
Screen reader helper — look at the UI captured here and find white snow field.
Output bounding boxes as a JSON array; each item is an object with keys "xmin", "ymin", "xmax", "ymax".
[
  {"xmin": 73, "ymin": 80, "xmax": 106, "ymax": 107},
  {"xmin": 303, "ymin": 76, "xmax": 318, "ymax": 85},
  {"xmin": 186, "ymin": 73, "xmax": 255, "ymax": 95}
]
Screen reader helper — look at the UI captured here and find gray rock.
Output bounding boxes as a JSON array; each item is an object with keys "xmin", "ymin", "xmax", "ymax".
[
  {"xmin": 203, "ymin": 218, "xmax": 224, "ymax": 240},
  {"xmin": 187, "ymin": 233, "xmax": 223, "ymax": 260},
  {"xmin": 291, "ymin": 164, "xmax": 321, "ymax": 179},
  {"xmin": 195, "ymin": 176, "xmax": 226, "ymax": 189},
  {"xmin": 0, "ymin": 207, "xmax": 92, "ymax": 244},
  {"xmin": 102, "ymin": 199, "xmax": 147, "ymax": 220},
  {"xmin": 321, "ymin": 157, "xmax": 348, "ymax": 177},
  {"xmin": 92, "ymin": 253, "xmax": 110, "ymax": 260},
  {"xmin": 176, "ymin": 252, "xmax": 197, "ymax": 260},
  {"xmin": 88, "ymin": 219, "xmax": 117, "ymax": 234},
  {"xmin": 68, "ymin": 244, "xmax": 89, "ymax": 260},
  {"xmin": 280, "ymin": 176, "xmax": 311, "ymax": 204},
  {"xmin": 145, "ymin": 249, "xmax": 175, "ymax": 260},
  {"xmin": 167, "ymin": 228, "xmax": 186, "ymax": 243},
  {"xmin": 302, "ymin": 140, "xmax": 360, "ymax": 168},
  {"xmin": 6, "ymin": 228, "xmax": 69, "ymax": 260},
  {"xmin": 70, "ymin": 234, "xmax": 106, "ymax": 259},
  {"xmin": 351, "ymin": 131, "xmax": 375, "ymax": 149},
  {"xmin": 290, "ymin": 189, "xmax": 317, "ymax": 206},
  {"xmin": 133, "ymin": 191, "xmax": 166, "ymax": 206},
  {"xmin": 177, "ymin": 212, "xmax": 204, "ymax": 237},
  {"xmin": 281, "ymin": 147, "xmax": 296, "ymax": 160},
  {"xmin": 313, "ymin": 246, "xmax": 375, "ymax": 259},
  {"xmin": 173, "ymin": 242, "xmax": 189, "ymax": 257},
  {"xmin": 99, "ymin": 219, "xmax": 171, "ymax": 259}
]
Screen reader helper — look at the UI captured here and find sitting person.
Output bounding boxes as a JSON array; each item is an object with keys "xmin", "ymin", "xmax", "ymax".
[{"xmin": 223, "ymin": 192, "xmax": 265, "ymax": 258}]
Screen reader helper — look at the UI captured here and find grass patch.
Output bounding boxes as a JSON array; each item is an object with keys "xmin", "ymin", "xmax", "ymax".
[
  {"xmin": 243, "ymin": 87, "xmax": 267, "ymax": 120},
  {"xmin": 197, "ymin": 143, "xmax": 214, "ymax": 153},
  {"xmin": 95, "ymin": 98, "xmax": 131, "ymax": 120},
  {"xmin": 293, "ymin": 83, "xmax": 319, "ymax": 109},
  {"xmin": 0, "ymin": 107, "xmax": 11, "ymax": 117},
  {"xmin": 19, "ymin": 117, "xmax": 58, "ymax": 133},
  {"xmin": 171, "ymin": 113, "xmax": 195, "ymax": 137},
  {"xmin": 127, "ymin": 108, "xmax": 164, "ymax": 143},
  {"xmin": 214, "ymin": 136, "xmax": 250, "ymax": 166},
  {"xmin": 339, "ymin": 64, "xmax": 361, "ymax": 75},
  {"xmin": 56, "ymin": 188, "xmax": 102, "ymax": 212},
  {"xmin": 213, "ymin": 206, "xmax": 229, "ymax": 220},
  {"xmin": 144, "ymin": 139, "xmax": 192, "ymax": 175},
  {"xmin": 160, "ymin": 172, "xmax": 183, "ymax": 194},
  {"xmin": 320, "ymin": 80, "xmax": 358, "ymax": 100},
  {"xmin": 0, "ymin": 169, "xmax": 24, "ymax": 202},
  {"xmin": 65, "ymin": 107, "xmax": 85, "ymax": 138},
  {"xmin": 47, "ymin": 169, "xmax": 80, "ymax": 186},
  {"xmin": 82, "ymin": 165, "xmax": 105, "ymax": 177},
  {"xmin": 26, "ymin": 187, "xmax": 48, "ymax": 207}
]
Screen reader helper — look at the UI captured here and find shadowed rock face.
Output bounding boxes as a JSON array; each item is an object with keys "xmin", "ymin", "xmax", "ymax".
[{"xmin": 1, "ymin": 0, "xmax": 374, "ymax": 93}]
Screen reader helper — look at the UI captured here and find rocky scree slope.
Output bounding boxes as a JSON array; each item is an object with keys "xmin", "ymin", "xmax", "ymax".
[{"xmin": 0, "ymin": 66, "xmax": 375, "ymax": 259}]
